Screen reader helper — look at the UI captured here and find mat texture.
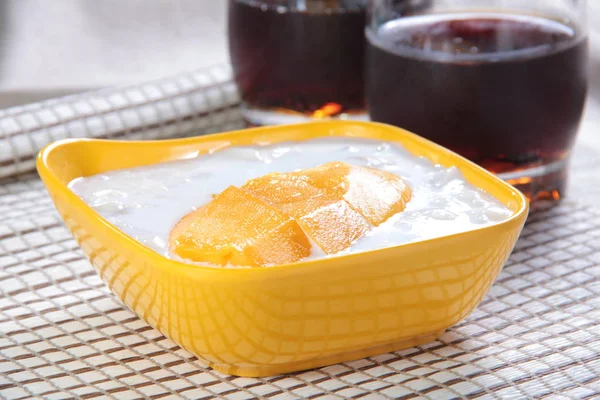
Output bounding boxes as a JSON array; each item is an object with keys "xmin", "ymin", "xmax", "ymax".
[
  {"xmin": 1, "ymin": 174, "xmax": 599, "ymax": 399},
  {"xmin": 1, "ymin": 65, "xmax": 599, "ymax": 400}
]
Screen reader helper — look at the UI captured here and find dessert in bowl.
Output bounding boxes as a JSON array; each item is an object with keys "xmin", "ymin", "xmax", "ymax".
[{"xmin": 37, "ymin": 121, "xmax": 528, "ymax": 377}]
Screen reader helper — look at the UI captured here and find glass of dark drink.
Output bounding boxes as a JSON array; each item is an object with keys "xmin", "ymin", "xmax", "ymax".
[
  {"xmin": 228, "ymin": 0, "xmax": 368, "ymax": 126},
  {"xmin": 366, "ymin": 0, "xmax": 588, "ymax": 202}
]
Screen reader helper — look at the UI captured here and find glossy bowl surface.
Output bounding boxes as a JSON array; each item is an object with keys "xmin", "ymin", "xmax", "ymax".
[{"xmin": 37, "ymin": 121, "xmax": 528, "ymax": 377}]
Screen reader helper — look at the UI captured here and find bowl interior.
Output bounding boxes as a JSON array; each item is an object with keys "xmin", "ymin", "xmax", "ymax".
[
  {"xmin": 39, "ymin": 121, "xmax": 527, "ymax": 215},
  {"xmin": 37, "ymin": 120, "xmax": 530, "ymax": 279}
]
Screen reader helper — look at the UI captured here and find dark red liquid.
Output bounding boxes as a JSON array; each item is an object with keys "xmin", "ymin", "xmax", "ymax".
[
  {"xmin": 367, "ymin": 13, "xmax": 588, "ymax": 173},
  {"xmin": 228, "ymin": 0, "xmax": 366, "ymax": 117}
]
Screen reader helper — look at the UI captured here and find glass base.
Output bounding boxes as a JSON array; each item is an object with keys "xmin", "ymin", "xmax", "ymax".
[
  {"xmin": 497, "ymin": 158, "xmax": 568, "ymax": 208},
  {"xmin": 242, "ymin": 106, "xmax": 369, "ymax": 126}
]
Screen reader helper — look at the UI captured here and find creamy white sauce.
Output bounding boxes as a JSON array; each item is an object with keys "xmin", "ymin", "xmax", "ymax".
[{"xmin": 69, "ymin": 137, "xmax": 512, "ymax": 265}]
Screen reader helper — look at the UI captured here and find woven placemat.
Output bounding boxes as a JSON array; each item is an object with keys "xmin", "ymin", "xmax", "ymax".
[{"xmin": 1, "ymin": 173, "xmax": 599, "ymax": 399}]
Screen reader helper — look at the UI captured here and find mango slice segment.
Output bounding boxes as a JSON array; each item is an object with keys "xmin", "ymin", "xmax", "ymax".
[
  {"xmin": 242, "ymin": 174, "xmax": 370, "ymax": 255},
  {"xmin": 169, "ymin": 162, "xmax": 412, "ymax": 267},
  {"xmin": 169, "ymin": 186, "xmax": 311, "ymax": 267},
  {"xmin": 299, "ymin": 162, "xmax": 412, "ymax": 226}
]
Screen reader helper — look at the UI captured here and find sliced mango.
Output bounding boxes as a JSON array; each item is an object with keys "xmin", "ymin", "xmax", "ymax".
[
  {"xmin": 299, "ymin": 162, "xmax": 412, "ymax": 226},
  {"xmin": 169, "ymin": 186, "xmax": 311, "ymax": 267},
  {"xmin": 242, "ymin": 173, "xmax": 370, "ymax": 254},
  {"xmin": 169, "ymin": 162, "xmax": 412, "ymax": 267}
]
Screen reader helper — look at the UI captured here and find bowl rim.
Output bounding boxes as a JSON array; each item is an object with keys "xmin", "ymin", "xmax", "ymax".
[{"xmin": 37, "ymin": 120, "xmax": 529, "ymax": 274}]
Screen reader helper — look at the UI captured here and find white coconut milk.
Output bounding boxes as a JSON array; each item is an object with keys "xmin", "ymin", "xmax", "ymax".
[{"xmin": 69, "ymin": 137, "xmax": 513, "ymax": 265}]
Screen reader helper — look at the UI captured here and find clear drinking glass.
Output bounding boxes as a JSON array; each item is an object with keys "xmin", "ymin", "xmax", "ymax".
[
  {"xmin": 228, "ymin": 0, "xmax": 368, "ymax": 126},
  {"xmin": 366, "ymin": 0, "xmax": 588, "ymax": 202}
]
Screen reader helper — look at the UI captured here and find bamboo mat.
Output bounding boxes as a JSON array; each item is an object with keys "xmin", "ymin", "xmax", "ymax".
[{"xmin": 1, "ymin": 65, "xmax": 599, "ymax": 399}]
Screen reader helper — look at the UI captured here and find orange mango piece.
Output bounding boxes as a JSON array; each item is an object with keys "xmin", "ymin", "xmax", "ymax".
[
  {"xmin": 299, "ymin": 162, "xmax": 412, "ymax": 226},
  {"xmin": 242, "ymin": 173, "xmax": 370, "ymax": 254},
  {"xmin": 169, "ymin": 162, "xmax": 412, "ymax": 267},
  {"xmin": 169, "ymin": 186, "xmax": 311, "ymax": 267}
]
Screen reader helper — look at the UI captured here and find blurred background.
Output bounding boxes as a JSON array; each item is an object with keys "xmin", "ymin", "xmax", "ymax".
[
  {"xmin": 0, "ymin": 0, "xmax": 598, "ymax": 106},
  {"xmin": 0, "ymin": 0, "xmax": 228, "ymax": 108}
]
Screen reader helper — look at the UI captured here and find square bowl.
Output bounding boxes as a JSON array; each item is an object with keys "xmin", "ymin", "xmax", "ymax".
[{"xmin": 37, "ymin": 121, "xmax": 528, "ymax": 377}]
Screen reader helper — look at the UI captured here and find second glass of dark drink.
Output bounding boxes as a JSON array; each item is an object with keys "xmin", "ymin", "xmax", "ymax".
[
  {"xmin": 228, "ymin": 0, "xmax": 368, "ymax": 126},
  {"xmin": 366, "ymin": 0, "xmax": 588, "ymax": 202}
]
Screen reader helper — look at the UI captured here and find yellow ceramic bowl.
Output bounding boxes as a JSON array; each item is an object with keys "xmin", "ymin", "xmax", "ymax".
[{"xmin": 37, "ymin": 121, "xmax": 528, "ymax": 377}]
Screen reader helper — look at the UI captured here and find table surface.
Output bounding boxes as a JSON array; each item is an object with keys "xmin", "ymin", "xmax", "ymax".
[{"xmin": 1, "ymin": 188, "xmax": 599, "ymax": 399}]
